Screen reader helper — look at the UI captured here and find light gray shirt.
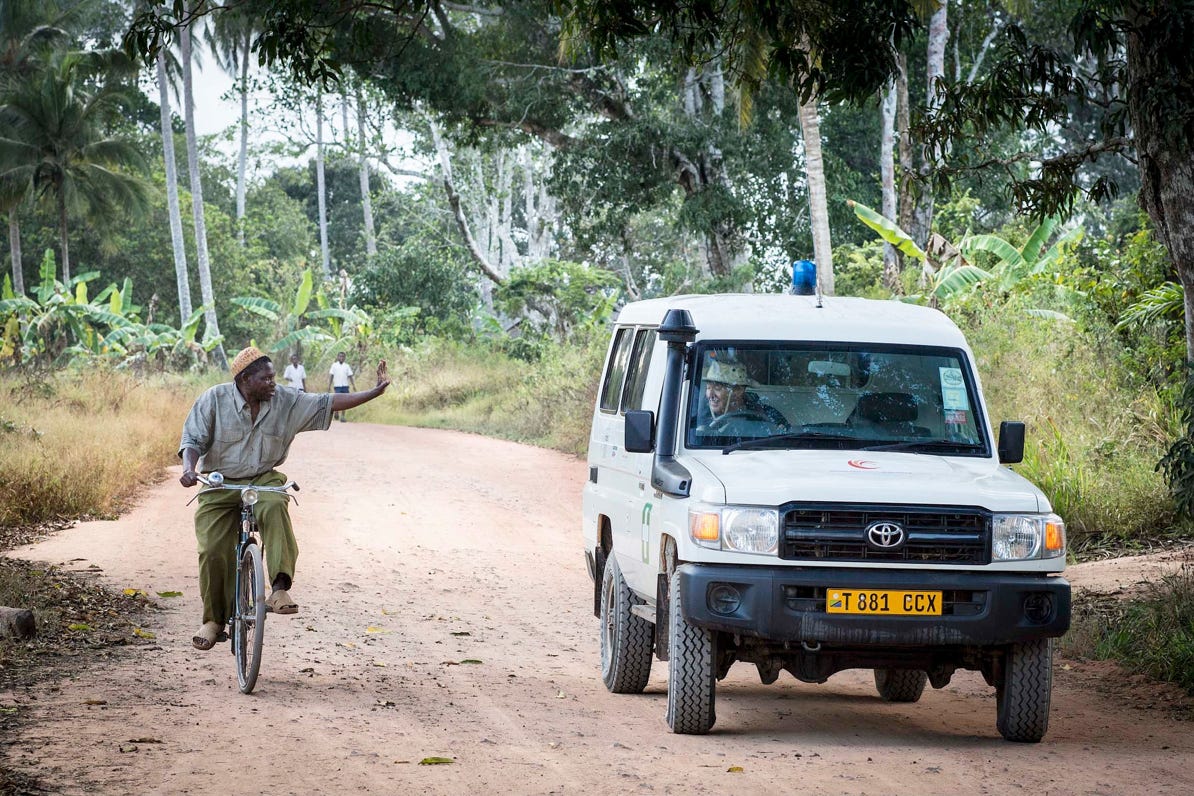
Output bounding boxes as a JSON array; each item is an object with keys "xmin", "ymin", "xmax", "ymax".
[{"xmin": 178, "ymin": 383, "xmax": 333, "ymax": 478}]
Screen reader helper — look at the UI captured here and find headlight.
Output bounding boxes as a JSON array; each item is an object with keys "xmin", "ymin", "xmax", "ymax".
[
  {"xmin": 724, "ymin": 508, "xmax": 779, "ymax": 554},
  {"xmin": 992, "ymin": 513, "xmax": 1065, "ymax": 561},
  {"xmin": 241, "ymin": 488, "xmax": 260, "ymax": 507},
  {"xmin": 689, "ymin": 507, "xmax": 779, "ymax": 555}
]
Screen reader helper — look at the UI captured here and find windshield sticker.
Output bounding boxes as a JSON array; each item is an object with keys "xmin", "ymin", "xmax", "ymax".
[{"xmin": 939, "ymin": 367, "xmax": 970, "ymax": 410}]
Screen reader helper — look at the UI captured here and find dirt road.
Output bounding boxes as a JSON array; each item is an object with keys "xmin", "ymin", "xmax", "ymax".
[{"xmin": 3, "ymin": 424, "xmax": 1193, "ymax": 795}]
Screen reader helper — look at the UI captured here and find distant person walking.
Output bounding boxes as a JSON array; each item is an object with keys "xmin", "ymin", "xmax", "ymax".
[
  {"xmin": 329, "ymin": 352, "xmax": 356, "ymax": 422},
  {"xmin": 283, "ymin": 353, "xmax": 307, "ymax": 391}
]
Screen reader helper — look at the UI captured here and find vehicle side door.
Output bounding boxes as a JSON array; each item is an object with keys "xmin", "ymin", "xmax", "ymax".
[
  {"xmin": 618, "ymin": 329, "xmax": 663, "ymax": 598},
  {"xmin": 585, "ymin": 326, "xmax": 636, "ymax": 558}
]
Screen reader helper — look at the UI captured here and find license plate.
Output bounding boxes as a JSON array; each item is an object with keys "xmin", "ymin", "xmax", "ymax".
[{"xmin": 826, "ymin": 589, "xmax": 943, "ymax": 616}]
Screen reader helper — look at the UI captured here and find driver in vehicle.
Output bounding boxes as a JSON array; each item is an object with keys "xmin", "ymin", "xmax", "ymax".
[
  {"xmin": 696, "ymin": 358, "xmax": 786, "ymax": 436},
  {"xmin": 704, "ymin": 359, "xmax": 751, "ymax": 419},
  {"xmin": 178, "ymin": 346, "xmax": 390, "ymax": 651}
]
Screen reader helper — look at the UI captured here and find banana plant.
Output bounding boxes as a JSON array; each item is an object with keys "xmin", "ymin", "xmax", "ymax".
[
  {"xmin": 232, "ymin": 268, "xmax": 332, "ymax": 353},
  {"xmin": 848, "ymin": 200, "xmax": 991, "ymax": 305},
  {"xmin": 1116, "ymin": 281, "xmax": 1183, "ymax": 331},
  {"xmin": 959, "ymin": 216, "xmax": 1084, "ymax": 292}
]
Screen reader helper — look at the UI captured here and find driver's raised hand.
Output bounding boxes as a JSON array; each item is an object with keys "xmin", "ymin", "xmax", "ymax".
[{"xmin": 375, "ymin": 359, "xmax": 391, "ymax": 393}]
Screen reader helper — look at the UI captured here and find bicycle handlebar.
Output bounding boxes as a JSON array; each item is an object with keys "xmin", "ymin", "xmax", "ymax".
[{"xmin": 186, "ymin": 472, "xmax": 300, "ymax": 506}]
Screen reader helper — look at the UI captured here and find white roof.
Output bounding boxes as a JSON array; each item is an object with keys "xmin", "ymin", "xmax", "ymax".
[{"xmin": 613, "ymin": 294, "xmax": 969, "ymax": 349}]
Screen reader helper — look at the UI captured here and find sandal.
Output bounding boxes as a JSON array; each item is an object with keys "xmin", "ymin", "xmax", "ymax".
[
  {"xmin": 192, "ymin": 621, "xmax": 223, "ymax": 650},
  {"xmin": 266, "ymin": 589, "xmax": 299, "ymax": 615}
]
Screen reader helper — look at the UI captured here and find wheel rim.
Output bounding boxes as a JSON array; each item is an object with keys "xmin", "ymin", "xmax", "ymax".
[
  {"xmin": 600, "ymin": 568, "xmax": 615, "ymax": 674},
  {"xmin": 235, "ymin": 545, "xmax": 266, "ymax": 693}
]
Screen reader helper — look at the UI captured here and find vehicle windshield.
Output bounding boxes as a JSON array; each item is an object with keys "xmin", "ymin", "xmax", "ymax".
[{"xmin": 685, "ymin": 343, "xmax": 989, "ymax": 455}]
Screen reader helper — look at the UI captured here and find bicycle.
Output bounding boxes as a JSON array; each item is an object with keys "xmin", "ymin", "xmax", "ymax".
[{"xmin": 188, "ymin": 471, "xmax": 300, "ymax": 694}]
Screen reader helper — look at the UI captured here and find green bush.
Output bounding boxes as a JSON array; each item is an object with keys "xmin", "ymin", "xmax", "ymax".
[
  {"xmin": 1064, "ymin": 566, "xmax": 1194, "ymax": 695},
  {"xmin": 958, "ymin": 297, "xmax": 1176, "ymax": 543}
]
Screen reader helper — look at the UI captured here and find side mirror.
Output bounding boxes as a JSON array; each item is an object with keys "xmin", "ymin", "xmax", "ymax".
[
  {"xmin": 624, "ymin": 410, "xmax": 656, "ymax": 453},
  {"xmin": 998, "ymin": 421, "xmax": 1025, "ymax": 464}
]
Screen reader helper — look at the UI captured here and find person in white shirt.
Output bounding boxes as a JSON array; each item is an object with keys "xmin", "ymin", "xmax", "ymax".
[
  {"xmin": 329, "ymin": 352, "xmax": 356, "ymax": 422},
  {"xmin": 282, "ymin": 353, "xmax": 307, "ymax": 391}
]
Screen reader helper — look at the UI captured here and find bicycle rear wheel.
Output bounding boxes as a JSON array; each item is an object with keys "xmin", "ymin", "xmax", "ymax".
[{"xmin": 234, "ymin": 542, "xmax": 267, "ymax": 694}]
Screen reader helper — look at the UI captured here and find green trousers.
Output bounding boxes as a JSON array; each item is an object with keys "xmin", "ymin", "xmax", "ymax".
[{"xmin": 193, "ymin": 470, "xmax": 299, "ymax": 625}]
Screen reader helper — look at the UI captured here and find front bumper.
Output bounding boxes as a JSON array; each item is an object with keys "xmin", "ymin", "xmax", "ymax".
[{"xmin": 677, "ymin": 563, "xmax": 1070, "ymax": 647}]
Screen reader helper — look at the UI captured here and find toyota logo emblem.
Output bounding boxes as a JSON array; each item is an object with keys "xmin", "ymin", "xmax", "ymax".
[{"xmin": 866, "ymin": 521, "xmax": 905, "ymax": 549}]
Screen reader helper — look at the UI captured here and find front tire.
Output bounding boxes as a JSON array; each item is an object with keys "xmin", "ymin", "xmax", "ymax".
[
  {"xmin": 666, "ymin": 569, "xmax": 716, "ymax": 734},
  {"xmin": 874, "ymin": 668, "xmax": 928, "ymax": 702},
  {"xmin": 600, "ymin": 556, "xmax": 653, "ymax": 693},
  {"xmin": 996, "ymin": 638, "xmax": 1054, "ymax": 742},
  {"xmin": 234, "ymin": 543, "xmax": 267, "ymax": 694}
]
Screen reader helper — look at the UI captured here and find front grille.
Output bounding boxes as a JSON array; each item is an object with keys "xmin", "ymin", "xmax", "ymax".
[
  {"xmin": 780, "ymin": 504, "xmax": 990, "ymax": 565},
  {"xmin": 783, "ymin": 585, "xmax": 987, "ymax": 616}
]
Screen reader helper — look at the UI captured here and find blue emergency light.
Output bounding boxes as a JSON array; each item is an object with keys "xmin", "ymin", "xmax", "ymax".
[{"xmin": 791, "ymin": 259, "xmax": 816, "ymax": 295}]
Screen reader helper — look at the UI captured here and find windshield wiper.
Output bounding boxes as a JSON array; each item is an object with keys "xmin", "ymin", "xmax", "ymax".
[
  {"xmin": 862, "ymin": 440, "xmax": 986, "ymax": 453},
  {"xmin": 722, "ymin": 431, "xmax": 868, "ymax": 454}
]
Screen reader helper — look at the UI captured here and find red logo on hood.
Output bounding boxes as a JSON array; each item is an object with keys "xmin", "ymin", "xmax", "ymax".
[{"xmin": 848, "ymin": 459, "xmax": 878, "ymax": 470}]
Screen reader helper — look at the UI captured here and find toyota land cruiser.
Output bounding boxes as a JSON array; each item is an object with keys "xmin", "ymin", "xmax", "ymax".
[{"xmin": 582, "ymin": 294, "xmax": 1069, "ymax": 741}]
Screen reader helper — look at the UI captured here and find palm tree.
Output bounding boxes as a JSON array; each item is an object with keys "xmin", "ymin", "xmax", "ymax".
[
  {"xmin": 179, "ymin": 1, "xmax": 227, "ymax": 369},
  {"xmin": 0, "ymin": 51, "xmax": 148, "ymax": 284},
  {"xmin": 798, "ymin": 97, "xmax": 834, "ymax": 296},
  {"xmin": 0, "ymin": 0, "xmax": 69, "ymax": 295},
  {"xmin": 0, "ymin": 177, "xmax": 25, "ymax": 295},
  {"xmin": 155, "ymin": 45, "xmax": 193, "ymax": 324},
  {"xmin": 315, "ymin": 83, "xmax": 331, "ymax": 279},
  {"xmin": 209, "ymin": 3, "xmax": 257, "ymax": 246},
  {"xmin": 355, "ymin": 82, "xmax": 377, "ymax": 257}
]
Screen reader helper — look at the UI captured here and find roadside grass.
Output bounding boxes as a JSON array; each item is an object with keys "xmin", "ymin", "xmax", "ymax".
[
  {"xmin": 1062, "ymin": 565, "xmax": 1194, "ymax": 695},
  {"xmin": 352, "ymin": 333, "xmax": 604, "ymax": 456},
  {"xmin": 960, "ymin": 301, "xmax": 1177, "ymax": 546},
  {"xmin": 0, "ymin": 367, "xmax": 203, "ymax": 527}
]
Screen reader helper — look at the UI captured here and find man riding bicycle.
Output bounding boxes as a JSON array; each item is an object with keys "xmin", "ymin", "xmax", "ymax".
[{"xmin": 179, "ymin": 346, "xmax": 390, "ymax": 650}]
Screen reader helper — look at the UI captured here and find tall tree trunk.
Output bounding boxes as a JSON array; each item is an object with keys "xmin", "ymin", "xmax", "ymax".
[
  {"xmin": 182, "ymin": 7, "xmax": 227, "ymax": 369},
  {"xmin": 8, "ymin": 210, "xmax": 23, "ymax": 296},
  {"xmin": 56, "ymin": 187, "xmax": 70, "ymax": 284},
  {"xmin": 896, "ymin": 53, "xmax": 915, "ymax": 234},
  {"xmin": 1127, "ymin": 7, "xmax": 1194, "ymax": 364},
  {"xmin": 427, "ymin": 116, "xmax": 505, "ymax": 285},
  {"xmin": 676, "ymin": 58, "xmax": 746, "ymax": 280},
  {"xmin": 799, "ymin": 98, "xmax": 835, "ymax": 296},
  {"xmin": 157, "ymin": 49, "xmax": 192, "ymax": 324},
  {"xmin": 523, "ymin": 146, "xmax": 554, "ymax": 260},
  {"xmin": 355, "ymin": 86, "xmax": 377, "ymax": 257},
  {"xmin": 235, "ymin": 31, "xmax": 250, "ymax": 247},
  {"xmin": 315, "ymin": 86, "xmax": 331, "ymax": 279},
  {"xmin": 913, "ymin": 0, "xmax": 949, "ymax": 248},
  {"xmin": 880, "ymin": 79, "xmax": 900, "ymax": 293},
  {"xmin": 497, "ymin": 152, "xmax": 518, "ymax": 272}
]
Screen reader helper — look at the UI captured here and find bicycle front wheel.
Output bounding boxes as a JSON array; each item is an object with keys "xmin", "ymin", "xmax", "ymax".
[{"xmin": 234, "ymin": 542, "xmax": 267, "ymax": 694}]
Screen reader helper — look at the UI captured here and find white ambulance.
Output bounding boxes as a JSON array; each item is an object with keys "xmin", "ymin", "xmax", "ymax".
[{"xmin": 582, "ymin": 294, "xmax": 1069, "ymax": 741}]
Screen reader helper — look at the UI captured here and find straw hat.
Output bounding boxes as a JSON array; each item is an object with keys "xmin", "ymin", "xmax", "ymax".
[
  {"xmin": 703, "ymin": 359, "xmax": 752, "ymax": 387},
  {"xmin": 230, "ymin": 346, "xmax": 269, "ymax": 380}
]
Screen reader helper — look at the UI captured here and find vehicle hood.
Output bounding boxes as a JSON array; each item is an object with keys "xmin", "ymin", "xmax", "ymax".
[{"xmin": 684, "ymin": 449, "xmax": 1045, "ymax": 512}]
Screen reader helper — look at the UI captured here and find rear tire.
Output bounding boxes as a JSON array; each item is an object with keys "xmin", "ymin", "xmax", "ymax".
[
  {"xmin": 665, "ymin": 569, "xmax": 716, "ymax": 734},
  {"xmin": 234, "ymin": 543, "xmax": 266, "ymax": 694},
  {"xmin": 996, "ymin": 638, "xmax": 1053, "ymax": 743},
  {"xmin": 874, "ymin": 668, "xmax": 928, "ymax": 703},
  {"xmin": 600, "ymin": 556, "xmax": 653, "ymax": 694}
]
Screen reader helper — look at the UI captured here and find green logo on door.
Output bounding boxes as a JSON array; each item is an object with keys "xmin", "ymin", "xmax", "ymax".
[{"xmin": 641, "ymin": 502, "xmax": 652, "ymax": 562}]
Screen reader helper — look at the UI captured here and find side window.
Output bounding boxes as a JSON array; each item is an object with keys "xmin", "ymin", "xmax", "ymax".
[
  {"xmin": 599, "ymin": 327, "xmax": 634, "ymax": 412},
  {"xmin": 620, "ymin": 329, "xmax": 658, "ymax": 412}
]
